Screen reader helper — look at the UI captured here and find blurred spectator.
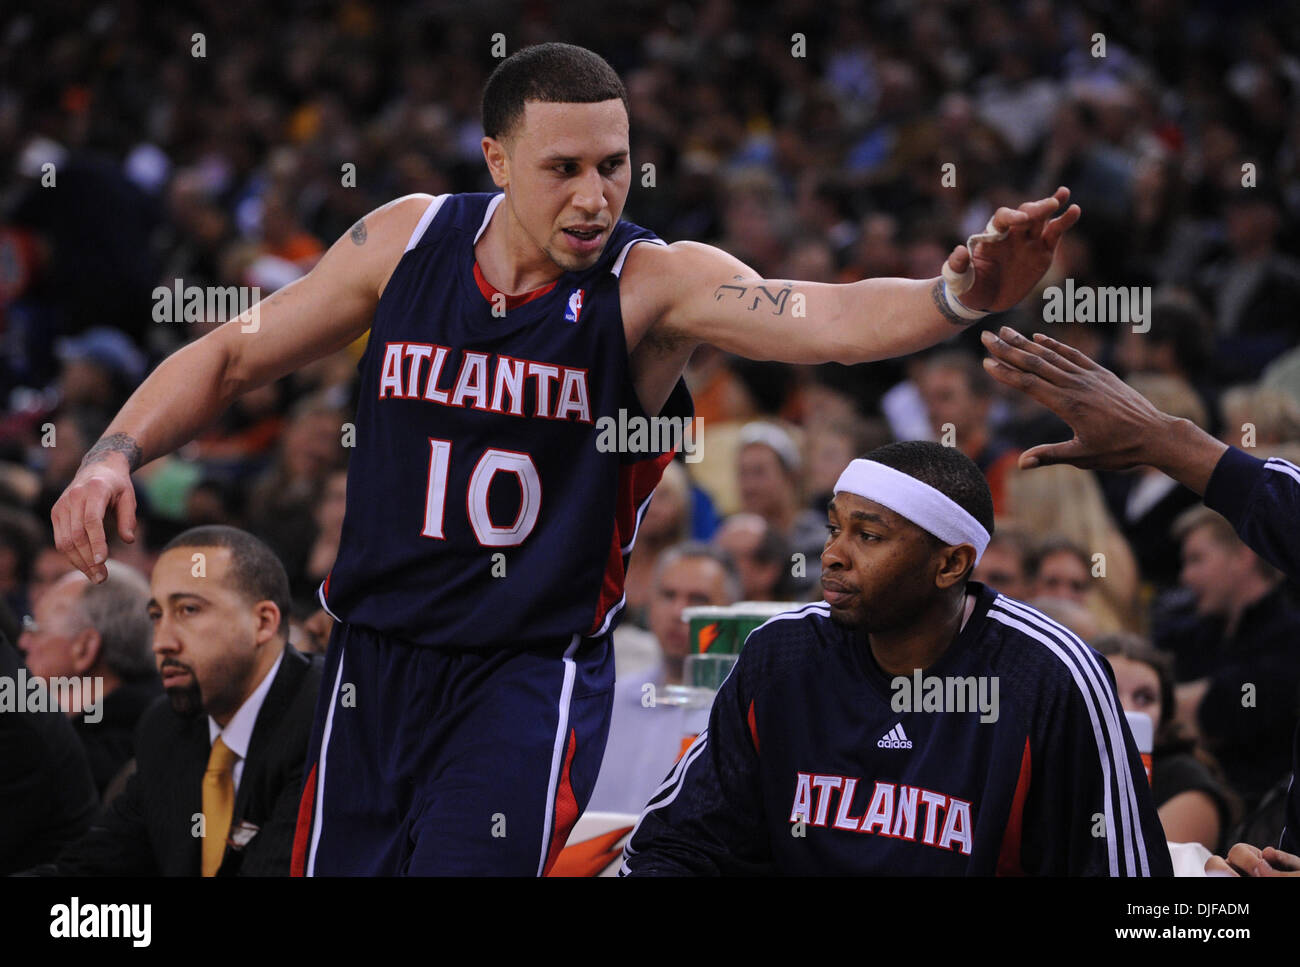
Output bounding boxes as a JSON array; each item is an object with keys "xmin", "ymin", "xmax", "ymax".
[
  {"xmin": 298, "ymin": 467, "xmax": 348, "ymax": 613},
  {"xmin": 1159, "ymin": 505, "xmax": 1300, "ymax": 810},
  {"xmin": 916, "ymin": 351, "xmax": 1021, "ymax": 515},
  {"xmin": 712, "ymin": 513, "xmax": 790, "ymax": 603},
  {"xmin": 1005, "ymin": 464, "xmax": 1142, "ymax": 633},
  {"xmin": 1031, "ymin": 537, "xmax": 1092, "ymax": 606},
  {"xmin": 973, "ymin": 526, "xmax": 1035, "ymax": 600},
  {"xmin": 1218, "ymin": 385, "xmax": 1300, "ymax": 449},
  {"xmin": 25, "ymin": 545, "xmax": 77, "ymax": 608},
  {"xmin": 1198, "ymin": 194, "xmax": 1300, "ymax": 382},
  {"xmin": 17, "ymin": 562, "xmax": 160, "ymax": 798},
  {"xmin": 1096, "ymin": 632, "xmax": 1239, "ymax": 852},
  {"xmin": 0, "ymin": 630, "xmax": 98, "ymax": 876},
  {"xmin": 736, "ymin": 422, "xmax": 824, "ymax": 592},
  {"xmin": 588, "ymin": 541, "xmax": 739, "ymax": 814},
  {"xmin": 0, "ymin": 506, "xmax": 42, "ymax": 618},
  {"xmin": 647, "ymin": 542, "xmax": 740, "ymax": 688}
]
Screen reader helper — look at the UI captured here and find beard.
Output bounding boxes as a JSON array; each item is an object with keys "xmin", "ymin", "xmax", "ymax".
[{"xmin": 166, "ymin": 678, "xmax": 203, "ymax": 717}]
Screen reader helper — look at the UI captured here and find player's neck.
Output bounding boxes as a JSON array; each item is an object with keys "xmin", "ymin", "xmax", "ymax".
[
  {"xmin": 867, "ymin": 591, "xmax": 972, "ymax": 678},
  {"xmin": 474, "ymin": 197, "xmax": 565, "ymax": 294}
]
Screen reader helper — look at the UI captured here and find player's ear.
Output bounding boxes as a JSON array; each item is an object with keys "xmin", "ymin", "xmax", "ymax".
[
  {"xmin": 482, "ymin": 136, "xmax": 510, "ymax": 189},
  {"xmin": 934, "ymin": 544, "xmax": 976, "ymax": 590}
]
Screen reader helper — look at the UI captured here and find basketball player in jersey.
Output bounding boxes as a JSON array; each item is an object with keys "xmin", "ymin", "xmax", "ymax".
[{"xmin": 52, "ymin": 43, "xmax": 1082, "ymax": 875}]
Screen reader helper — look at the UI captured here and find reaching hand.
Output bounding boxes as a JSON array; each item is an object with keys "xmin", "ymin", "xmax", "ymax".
[
  {"xmin": 944, "ymin": 187, "xmax": 1081, "ymax": 313},
  {"xmin": 979, "ymin": 326, "xmax": 1228, "ymax": 494}
]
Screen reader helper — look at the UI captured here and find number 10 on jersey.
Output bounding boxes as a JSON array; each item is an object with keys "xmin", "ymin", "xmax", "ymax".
[{"xmin": 423, "ymin": 438, "xmax": 541, "ymax": 546}]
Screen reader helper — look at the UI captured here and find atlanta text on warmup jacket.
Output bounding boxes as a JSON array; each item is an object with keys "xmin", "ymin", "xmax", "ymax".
[{"xmin": 622, "ymin": 583, "xmax": 1173, "ymax": 875}]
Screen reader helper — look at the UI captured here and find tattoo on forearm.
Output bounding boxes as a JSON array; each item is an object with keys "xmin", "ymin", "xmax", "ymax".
[
  {"xmin": 350, "ymin": 219, "xmax": 367, "ymax": 246},
  {"xmin": 931, "ymin": 279, "xmax": 972, "ymax": 327},
  {"xmin": 81, "ymin": 433, "xmax": 143, "ymax": 473},
  {"xmin": 714, "ymin": 276, "xmax": 794, "ymax": 315}
]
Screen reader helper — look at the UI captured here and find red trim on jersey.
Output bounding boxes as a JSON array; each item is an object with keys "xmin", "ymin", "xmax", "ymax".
[
  {"xmin": 542, "ymin": 727, "xmax": 580, "ymax": 876},
  {"xmin": 996, "ymin": 737, "xmax": 1032, "ymax": 876},
  {"xmin": 322, "ymin": 570, "xmax": 332, "ymax": 602},
  {"xmin": 588, "ymin": 449, "xmax": 678, "ymax": 634},
  {"xmin": 290, "ymin": 761, "xmax": 318, "ymax": 877},
  {"xmin": 747, "ymin": 699, "xmax": 760, "ymax": 754},
  {"xmin": 473, "ymin": 261, "xmax": 558, "ymax": 310}
]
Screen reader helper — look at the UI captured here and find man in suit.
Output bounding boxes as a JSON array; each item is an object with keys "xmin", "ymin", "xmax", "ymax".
[{"xmin": 43, "ymin": 525, "xmax": 322, "ymax": 876}]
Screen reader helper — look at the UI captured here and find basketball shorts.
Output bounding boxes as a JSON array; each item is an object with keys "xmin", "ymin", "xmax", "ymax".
[{"xmin": 290, "ymin": 620, "xmax": 615, "ymax": 876}]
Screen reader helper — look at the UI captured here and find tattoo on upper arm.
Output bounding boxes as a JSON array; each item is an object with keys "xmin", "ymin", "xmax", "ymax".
[
  {"xmin": 350, "ymin": 219, "xmax": 367, "ymax": 246},
  {"xmin": 714, "ymin": 276, "xmax": 794, "ymax": 315},
  {"xmin": 931, "ymin": 278, "xmax": 973, "ymax": 327},
  {"xmin": 81, "ymin": 433, "xmax": 143, "ymax": 473}
]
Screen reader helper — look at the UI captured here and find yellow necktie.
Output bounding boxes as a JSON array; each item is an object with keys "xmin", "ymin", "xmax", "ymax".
[{"xmin": 202, "ymin": 736, "xmax": 239, "ymax": 877}]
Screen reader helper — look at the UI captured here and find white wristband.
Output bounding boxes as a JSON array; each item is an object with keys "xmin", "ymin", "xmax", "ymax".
[{"xmin": 939, "ymin": 215, "xmax": 1010, "ymax": 319}]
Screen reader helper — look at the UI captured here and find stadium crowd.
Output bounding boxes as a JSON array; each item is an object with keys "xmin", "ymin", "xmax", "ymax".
[{"xmin": 3, "ymin": 0, "xmax": 1300, "ymax": 870}]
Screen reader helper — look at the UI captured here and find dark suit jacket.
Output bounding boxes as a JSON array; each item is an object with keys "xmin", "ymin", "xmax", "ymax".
[
  {"xmin": 0, "ymin": 633, "xmax": 99, "ymax": 875},
  {"xmin": 50, "ymin": 645, "xmax": 322, "ymax": 876}
]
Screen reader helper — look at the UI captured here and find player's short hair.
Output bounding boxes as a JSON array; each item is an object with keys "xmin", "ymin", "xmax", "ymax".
[
  {"xmin": 482, "ymin": 42, "xmax": 628, "ymax": 145},
  {"xmin": 161, "ymin": 526, "xmax": 292, "ymax": 640},
  {"xmin": 861, "ymin": 440, "xmax": 995, "ymax": 541}
]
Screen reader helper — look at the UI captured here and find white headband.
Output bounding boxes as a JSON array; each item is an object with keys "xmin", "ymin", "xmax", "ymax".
[{"xmin": 833, "ymin": 459, "xmax": 990, "ymax": 565}]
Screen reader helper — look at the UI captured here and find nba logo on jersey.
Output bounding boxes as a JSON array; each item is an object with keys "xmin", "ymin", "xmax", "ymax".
[{"xmin": 565, "ymin": 288, "xmax": 585, "ymax": 323}]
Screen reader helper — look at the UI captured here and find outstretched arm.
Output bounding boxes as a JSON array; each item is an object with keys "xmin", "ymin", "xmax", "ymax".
[
  {"xmin": 979, "ymin": 326, "xmax": 1228, "ymax": 493},
  {"xmin": 52, "ymin": 194, "xmax": 434, "ymax": 582},
  {"xmin": 637, "ymin": 188, "xmax": 1079, "ymax": 365}
]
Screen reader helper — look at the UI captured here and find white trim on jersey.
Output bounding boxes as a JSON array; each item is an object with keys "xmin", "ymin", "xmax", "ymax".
[
  {"xmin": 403, "ymin": 193, "xmax": 451, "ymax": 252},
  {"xmin": 474, "ymin": 193, "xmax": 505, "ymax": 245},
  {"xmin": 536, "ymin": 634, "xmax": 582, "ymax": 876},
  {"xmin": 620, "ymin": 729, "xmax": 711, "ymax": 875},
  {"xmin": 987, "ymin": 596, "xmax": 1149, "ymax": 876},
  {"xmin": 305, "ymin": 642, "xmax": 349, "ymax": 876},
  {"xmin": 740, "ymin": 600, "xmax": 832, "ymax": 649},
  {"xmin": 316, "ymin": 580, "xmax": 342, "ymax": 623},
  {"xmin": 1265, "ymin": 457, "xmax": 1300, "ymax": 488},
  {"xmin": 587, "ymin": 470, "xmax": 667, "ymax": 638},
  {"xmin": 994, "ymin": 596, "xmax": 1152, "ymax": 876},
  {"xmin": 621, "ymin": 482, "xmax": 658, "ymax": 556},
  {"xmin": 611, "ymin": 236, "xmax": 667, "ymax": 277}
]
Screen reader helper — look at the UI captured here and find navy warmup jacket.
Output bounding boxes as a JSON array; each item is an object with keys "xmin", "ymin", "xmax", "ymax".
[
  {"xmin": 622, "ymin": 583, "xmax": 1172, "ymax": 875},
  {"xmin": 1202, "ymin": 446, "xmax": 1300, "ymax": 855}
]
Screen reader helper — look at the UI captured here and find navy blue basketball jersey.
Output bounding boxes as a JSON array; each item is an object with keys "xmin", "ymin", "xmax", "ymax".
[
  {"xmin": 621, "ymin": 584, "xmax": 1173, "ymax": 876},
  {"xmin": 320, "ymin": 192, "xmax": 691, "ymax": 648}
]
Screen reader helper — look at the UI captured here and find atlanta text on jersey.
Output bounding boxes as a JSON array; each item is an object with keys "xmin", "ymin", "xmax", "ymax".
[
  {"xmin": 890, "ymin": 669, "xmax": 1000, "ymax": 723},
  {"xmin": 595, "ymin": 408, "xmax": 704, "ymax": 463},
  {"xmin": 377, "ymin": 340, "xmax": 592, "ymax": 422},
  {"xmin": 789, "ymin": 775, "xmax": 974, "ymax": 855}
]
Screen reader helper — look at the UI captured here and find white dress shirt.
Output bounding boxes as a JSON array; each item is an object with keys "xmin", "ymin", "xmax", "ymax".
[{"xmin": 208, "ymin": 649, "xmax": 285, "ymax": 795}]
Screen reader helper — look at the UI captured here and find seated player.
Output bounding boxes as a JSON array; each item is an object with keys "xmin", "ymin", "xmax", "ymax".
[{"xmin": 620, "ymin": 441, "xmax": 1171, "ymax": 875}]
